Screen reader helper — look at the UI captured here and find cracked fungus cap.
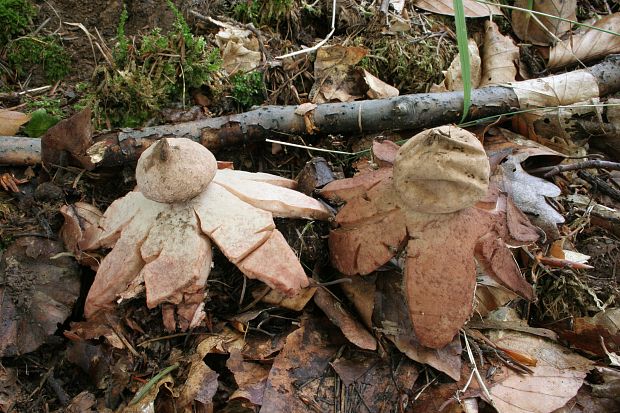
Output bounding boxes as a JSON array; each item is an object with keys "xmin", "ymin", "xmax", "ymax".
[
  {"xmin": 393, "ymin": 125, "xmax": 490, "ymax": 214},
  {"xmin": 136, "ymin": 138, "xmax": 217, "ymax": 203}
]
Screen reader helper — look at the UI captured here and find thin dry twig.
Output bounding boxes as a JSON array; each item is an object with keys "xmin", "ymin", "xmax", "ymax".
[{"xmin": 528, "ymin": 160, "xmax": 620, "ymax": 178}]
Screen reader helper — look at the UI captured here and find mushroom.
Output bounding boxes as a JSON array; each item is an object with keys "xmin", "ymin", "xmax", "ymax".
[
  {"xmin": 321, "ymin": 126, "xmax": 539, "ymax": 349},
  {"xmin": 67, "ymin": 138, "xmax": 330, "ymax": 331}
]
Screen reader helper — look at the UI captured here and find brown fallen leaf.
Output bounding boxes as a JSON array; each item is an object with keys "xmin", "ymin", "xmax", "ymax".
[
  {"xmin": 0, "ymin": 110, "xmax": 30, "ymax": 135},
  {"xmin": 511, "ymin": 0, "xmax": 576, "ymax": 45},
  {"xmin": 65, "ymin": 391, "xmax": 97, "ymax": 413},
  {"xmin": 309, "ymin": 45, "xmax": 367, "ymax": 103},
  {"xmin": 41, "ymin": 108, "xmax": 95, "ymax": 169},
  {"xmin": 330, "ymin": 353, "xmax": 418, "ymax": 411},
  {"xmin": 314, "ymin": 287, "xmax": 377, "ymax": 350},
  {"xmin": 480, "ymin": 20, "xmax": 519, "ymax": 86},
  {"xmin": 177, "ymin": 358, "xmax": 219, "ymax": 413},
  {"xmin": 213, "ymin": 19, "xmax": 261, "ymax": 75},
  {"xmin": 362, "ymin": 69, "xmax": 399, "ymax": 99},
  {"xmin": 227, "ymin": 349, "xmax": 269, "ymax": 407},
  {"xmin": 549, "ymin": 13, "xmax": 620, "ymax": 68},
  {"xmin": 485, "ymin": 330, "xmax": 593, "ymax": 412},
  {"xmin": 557, "ymin": 308, "xmax": 620, "ymax": 357},
  {"xmin": 339, "ymin": 274, "xmax": 376, "ymax": 330},
  {"xmin": 0, "ymin": 367, "xmax": 21, "ymax": 413},
  {"xmin": 259, "ymin": 315, "xmax": 344, "ymax": 413},
  {"xmin": 0, "ymin": 237, "xmax": 81, "ymax": 357}
]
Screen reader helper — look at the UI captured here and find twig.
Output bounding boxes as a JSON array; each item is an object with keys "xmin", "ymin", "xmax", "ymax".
[
  {"xmin": 528, "ymin": 160, "xmax": 620, "ymax": 178},
  {"xmin": 578, "ymin": 171, "xmax": 620, "ymax": 203},
  {"xmin": 462, "ymin": 330, "xmax": 495, "ymax": 407}
]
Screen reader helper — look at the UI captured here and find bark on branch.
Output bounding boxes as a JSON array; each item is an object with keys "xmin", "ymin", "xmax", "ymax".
[{"xmin": 2, "ymin": 55, "xmax": 620, "ymax": 168}]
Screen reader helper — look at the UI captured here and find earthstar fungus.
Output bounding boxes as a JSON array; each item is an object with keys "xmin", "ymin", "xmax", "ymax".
[
  {"xmin": 321, "ymin": 126, "xmax": 539, "ymax": 349},
  {"xmin": 65, "ymin": 138, "xmax": 330, "ymax": 330}
]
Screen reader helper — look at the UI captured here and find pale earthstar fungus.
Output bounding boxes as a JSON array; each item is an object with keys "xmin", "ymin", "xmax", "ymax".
[
  {"xmin": 63, "ymin": 138, "xmax": 331, "ymax": 331},
  {"xmin": 320, "ymin": 126, "xmax": 540, "ymax": 349}
]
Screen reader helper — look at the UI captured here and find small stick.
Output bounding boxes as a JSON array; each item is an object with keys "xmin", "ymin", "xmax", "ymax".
[
  {"xmin": 462, "ymin": 331, "xmax": 495, "ymax": 407},
  {"xmin": 578, "ymin": 171, "xmax": 620, "ymax": 203},
  {"xmin": 527, "ymin": 160, "xmax": 620, "ymax": 178}
]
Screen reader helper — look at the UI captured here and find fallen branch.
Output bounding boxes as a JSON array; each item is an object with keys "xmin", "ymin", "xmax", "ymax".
[{"xmin": 1, "ymin": 56, "xmax": 620, "ymax": 168}]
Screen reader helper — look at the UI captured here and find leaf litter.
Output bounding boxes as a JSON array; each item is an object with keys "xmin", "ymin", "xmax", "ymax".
[{"xmin": 1, "ymin": 1, "xmax": 620, "ymax": 412}]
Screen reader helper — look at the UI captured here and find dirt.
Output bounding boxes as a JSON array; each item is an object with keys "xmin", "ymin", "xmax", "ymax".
[{"xmin": 38, "ymin": 0, "xmax": 177, "ymax": 83}]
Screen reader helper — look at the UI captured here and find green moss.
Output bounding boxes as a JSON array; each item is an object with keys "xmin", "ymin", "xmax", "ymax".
[
  {"xmin": 0, "ymin": 0, "xmax": 35, "ymax": 44},
  {"xmin": 233, "ymin": 0, "xmax": 294, "ymax": 27},
  {"xmin": 83, "ymin": 1, "xmax": 222, "ymax": 128},
  {"xmin": 230, "ymin": 71, "xmax": 265, "ymax": 109},
  {"xmin": 7, "ymin": 36, "xmax": 70, "ymax": 82}
]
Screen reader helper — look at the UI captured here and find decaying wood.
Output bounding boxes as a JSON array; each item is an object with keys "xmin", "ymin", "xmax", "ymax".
[{"xmin": 1, "ymin": 56, "xmax": 619, "ymax": 167}]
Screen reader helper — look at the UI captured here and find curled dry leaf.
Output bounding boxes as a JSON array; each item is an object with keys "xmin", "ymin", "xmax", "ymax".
[
  {"xmin": 60, "ymin": 202, "xmax": 104, "ymax": 268},
  {"xmin": 213, "ymin": 19, "xmax": 261, "ymax": 75},
  {"xmin": 362, "ymin": 69, "xmax": 399, "ymax": 99},
  {"xmin": 549, "ymin": 13, "xmax": 620, "ymax": 68},
  {"xmin": 0, "ymin": 237, "xmax": 80, "ymax": 356},
  {"xmin": 63, "ymin": 138, "xmax": 331, "ymax": 330},
  {"xmin": 501, "ymin": 153, "xmax": 564, "ymax": 239},
  {"xmin": 321, "ymin": 126, "xmax": 539, "ymax": 348},
  {"xmin": 480, "ymin": 20, "xmax": 519, "ymax": 87},
  {"xmin": 511, "ymin": 0, "xmax": 576, "ymax": 46},
  {"xmin": 314, "ymin": 287, "xmax": 377, "ymax": 350},
  {"xmin": 431, "ymin": 39, "xmax": 481, "ymax": 92}
]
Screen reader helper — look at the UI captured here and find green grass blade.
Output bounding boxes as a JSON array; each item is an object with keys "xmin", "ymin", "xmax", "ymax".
[{"xmin": 453, "ymin": 0, "xmax": 471, "ymax": 123}]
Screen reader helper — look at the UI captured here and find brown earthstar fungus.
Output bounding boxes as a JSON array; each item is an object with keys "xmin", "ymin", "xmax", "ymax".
[
  {"xmin": 320, "ymin": 126, "xmax": 540, "ymax": 349},
  {"xmin": 64, "ymin": 138, "xmax": 330, "ymax": 331}
]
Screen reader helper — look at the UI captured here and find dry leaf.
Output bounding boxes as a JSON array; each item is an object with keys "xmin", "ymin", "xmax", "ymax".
[
  {"xmin": 330, "ymin": 354, "xmax": 418, "ymax": 410},
  {"xmin": 486, "ymin": 330, "xmax": 593, "ymax": 413},
  {"xmin": 309, "ymin": 45, "xmax": 367, "ymax": 103},
  {"xmin": 557, "ymin": 308, "xmax": 620, "ymax": 357},
  {"xmin": 480, "ymin": 20, "xmax": 519, "ymax": 86},
  {"xmin": 314, "ymin": 287, "xmax": 377, "ymax": 350},
  {"xmin": 433, "ymin": 39, "xmax": 481, "ymax": 92},
  {"xmin": 549, "ymin": 13, "xmax": 620, "ymax": 68},
  {"xmin": 260, "ymin": 315, "xmax": 343, "ymax": 413},
  {"xmin": 501, "ymin": 153, "xmax": 565, "ymax": 238},
  {"xmin": 227, "ymin": 349, "xmax": 270, "ymax": 406},
  {"xmin": 511, "ymin": 0, "xmax": 576, "ymax": 45},
  {"xmin": 362, "ymin": 69, "xmax": 399, "ymax": 99},
  {"xmin": 0, "ymin": 237, "xmax": 80, "ymax": 357},
  {"xmin": 511, "ymin": 100, "xmax": 603, "ymax": 153},
  {"xmin": 214, "ymin": 22, "xmax": 261, "ymax": 75},
  {"xmin": 510, "ymin": 71, "xmax": 599, "ymax": 109},
  {"xmin": 0, "ymin": 111, "xmax": 30, "ymax": 135},
  {"xmin": 413, "ymin": 0, "xmax": 502, "ymax": 17}
]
